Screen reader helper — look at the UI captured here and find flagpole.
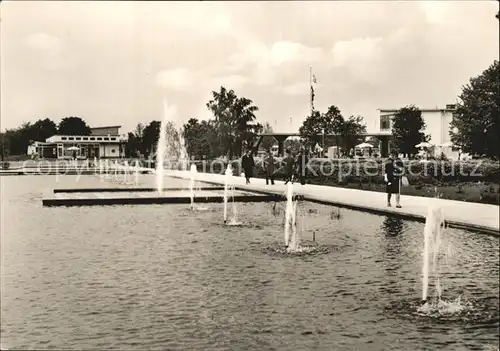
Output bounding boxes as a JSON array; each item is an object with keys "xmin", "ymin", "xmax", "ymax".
[{"xmin": 309, "ymin": 66, "xmax": 313, "ymax": 114}]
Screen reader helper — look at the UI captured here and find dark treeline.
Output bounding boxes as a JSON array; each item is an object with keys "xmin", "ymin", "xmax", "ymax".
[{"xmin": 1, "ymin": 117, "xmax": 91, "ymax": 160}]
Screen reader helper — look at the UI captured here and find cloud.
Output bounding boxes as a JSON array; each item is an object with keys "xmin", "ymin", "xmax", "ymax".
[
  {"xmin": 269, "ymin": 41, "xmax": 324, "ymax": 66},
  {"xmin": 330, "ymin": 36, "xmax": 384, "ymax": 85},
  {"xmin": 25, "ymin": 32, "xmax": 62, "ymax": 55},
  {"xmin": 23, "ymin": 32, "xmax": 71, "ymax": 71},
  {"xmin": 156, "ymin": 68, "xmax": 194, "ymax": 91},
  {"xmin": 281, "ymin": 81, "xmax": 325, "ymax": 96},
  {"xmin": 207, "ymin": 74, "xmax": 249, "ymax": 91},
  {"xmin": 331, "ymin": 37, "xmax": 384, "ymax": 66},
  {"xmin": 418, "ymin": 1, "xmax": 451, "ymax": 23},
  {"xmin": 225, "ymin": 40, "xmax": 324, "ymax": 86},
  {"xmin": 142, "ymin": 2, "xmax": 233, "ymax": 36}
]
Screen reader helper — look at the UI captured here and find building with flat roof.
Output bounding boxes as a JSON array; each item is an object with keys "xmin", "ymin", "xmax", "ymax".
[
  {"xmin": 378, "ymin": 104, "xmax": 459, "ymax": 158},
  {"xmin": 27, "ymin": 125, "xmax": 127, "ymax": 159}
]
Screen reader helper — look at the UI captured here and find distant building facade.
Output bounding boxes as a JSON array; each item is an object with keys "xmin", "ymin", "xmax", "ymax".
[
  {"xmin": 27, "ymin": 126, "xmax": 127, "ymax": 159},
  {"xmin": 378, "ymin": 104, "xmax": 459, "ymax": 158}
]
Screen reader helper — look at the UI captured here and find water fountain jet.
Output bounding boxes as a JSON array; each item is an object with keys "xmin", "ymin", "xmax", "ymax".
[
  {"xmin": 190, "ymin": 164, "xmax": 197, "ymax": 210},
  {"xmin": 134, "ymin": 160, "xmax": 140, "ymax": 187},
  {"xmin": 156, "ymin": 98, "xmax": 173, "ymax": 195},
  {"xmin": 227, "ymin": 185, "xmax": 242, "ymax": 226},
  {"xmin": 224, "ymin": 164, "xmax": 237, "ymax": 225},
  {"xmin": 422, "ymin": 205, "xmax": 445, "ymax": 302},
  {"xmin": 284, "ymin": 182, "xmax": 300, "ymax": 252}
]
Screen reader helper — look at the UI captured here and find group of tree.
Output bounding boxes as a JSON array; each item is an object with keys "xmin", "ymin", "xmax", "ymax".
[
  {"xmin": 1, "ymin": 117, "xmax": 91, "ymax": 160},
  {"xmin": 124, "ymin": 86, "xmax": 263, "ymax": 160},
  {"xmin": 298, "ymin": 105, "xmax": 367, "ymax": 157}
]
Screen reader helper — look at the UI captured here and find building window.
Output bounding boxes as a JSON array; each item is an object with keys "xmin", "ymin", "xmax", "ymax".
[
  {"xmin": 61, "ymin": 137, "xmax": 67, "ymax": 140},
  {"xmin": 83, "ymin": 137, "xmax": 88, "ymax": 140},
  {"xmin": 104, "ymin": 137, "xmax": 109, "ymax": 141},
  {"xmin": 111, "ymin": 137, "xmax": 116, "ymax": 141},
  {"xmin": 90, "ymin": 137, "xmax": 95, "ymax": 140},
  {"xmin": 380, "ymin": 115, "xmax": 391, "ymax": 130},
  {"xmin": 75, "ymin": 137, "xmax": 81, "ymax": 140},
  {"xmin": 68, "ymin": 137, "xmax": 74, "ymax": 140},
  {"xmin": 97, "ymin": 137, "xmax": 102, "ymax": 141}
]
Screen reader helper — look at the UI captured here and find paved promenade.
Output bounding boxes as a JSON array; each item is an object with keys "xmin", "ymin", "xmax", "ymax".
[{"xmin": 165, "ymin": 170, "xmax": 499, "ymax": 235}]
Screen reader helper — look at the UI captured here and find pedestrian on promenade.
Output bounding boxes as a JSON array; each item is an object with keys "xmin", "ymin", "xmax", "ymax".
[
  {"xmin": 295, "ymin": 145, "xmax": 309, "ymax": 185},
  {"xmin": 264, "ymin": 149, "xmax": 276, "ymax": 185},
  {"xmin": 241, "ymin": 149, "xmax": 255, "ymax": 184},
  {"xmin": 384, "ymin": 150, "xmax": 404, "ymax": 208},
  {"xmin": 283, "ymin": 149, "xmax": 295, "ymax": 185}
]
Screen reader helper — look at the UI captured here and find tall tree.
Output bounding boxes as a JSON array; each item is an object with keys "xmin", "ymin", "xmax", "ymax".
[
  {"xmin": 299, "ymin": 105, "xmax": 344, "ymax": 155},
  {"xmin": 0, "ymin": 133, "xmax": 10, "ymax": 161},
  {"xmin": 30, "ymin": 118, "xmax": 58, "ymax": 141},
  {"xmin": 58, "ymin": 117, "xmax": 91, "ymax": 135},
  {"xmin": 206, "ymin": 86, "xmax": 260, "ymax": 158},
  {"xmin": 183, "ymin": 118, "xmax": 218, "ymax": 159},
  {"xmin": 164, "ymin": 121, "xmax": 182, "ymax": 161},
  {"xmin": 325, "ymin": 105, "xmax": 345, "ymax": 157},
  {"xmin": 4, "ymin": 122, "xmax": 33, "ymax": 155},
  {"xmin": 341, "ymin": 115, "xmax": 367, "ymax": 155},
  {"xmin": 125, "ymin": 123, "xmax": 145, "ymax": 158},
  {"xmin": 183, "ymin": 118, "xmax": 201, "ymax": 157},
  {"xmin": 142, "ymin": 120, "xmax": 161, "ymax": 158},
  {"xmin": 450, "ymin": 60, "xmax": 499, "ymax": 159},
  {"xmin": 391, "ymin": 105, "xmax": 429, "ymax": 157}
]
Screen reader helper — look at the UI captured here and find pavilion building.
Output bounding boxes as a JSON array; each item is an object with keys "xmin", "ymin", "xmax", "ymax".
[{"xmin": 27, "ymin": 125, "xmax": 127, "ymax": 159}]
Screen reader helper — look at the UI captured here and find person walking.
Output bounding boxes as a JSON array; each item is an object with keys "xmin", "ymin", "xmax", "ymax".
[
  {"xmin": 283, "ymin": 149, "xmax": 295, "ymax": 185},
  {"xmin": 384, "ymin": 150, "xmax": 404, "ymax": 208},
  {"xmin": 295, "ymin": 146, "xmax": 309, "ymax": 185},
  {"xmin": 264, "ymin": 149, "xmax": 276, "ymax": 185},
  {"xmin": 241, "ymin": 149, "xmax": 255, "ymax": 184}
]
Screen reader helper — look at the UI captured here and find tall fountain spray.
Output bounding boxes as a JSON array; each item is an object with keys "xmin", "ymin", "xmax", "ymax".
[
  {"xmin": 224, "ymin": 164, "xmax": 232, "ymax": 224},
  {"xmin": 156, "ymin": 99, "xmax": 170, "ymax": 195},
  {"xmin": 123, "ymin": 160, "xmax": 129, "ymax": 184},
  {"xmin": 284, "ymin": 182, "xmax": 300, "ymax": 252},
  {"xmin": 134, "ymin": 160, "xmax": 140, "ymax": 187},
  {"xmin": 99, "ymin": 159, "xmax": 104, "ymax": 181},
  {"xmin": 422, "ymin": 205, "xmax": 445, "ymax": 302},
  {"xmin": 229, "ymin": 185, "xmax": 241, "ymax": 225},
  {"xmin": 179, "ymin": 135, "xmax": 189, "ymax": 171},
  {"xmin": 190, "ymin": 164, "xmax": 197, "ymax": 210}
]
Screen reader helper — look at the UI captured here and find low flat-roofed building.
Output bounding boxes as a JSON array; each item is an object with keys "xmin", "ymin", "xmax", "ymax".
[{"xmin": 28, "ymin": 125, "xmax": 127, "ymax": 159}]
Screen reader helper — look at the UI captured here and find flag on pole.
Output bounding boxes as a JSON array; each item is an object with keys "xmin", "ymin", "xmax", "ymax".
[{"xmin": 310, "ymin": 69, "xmax": 317, "ymax": 113}]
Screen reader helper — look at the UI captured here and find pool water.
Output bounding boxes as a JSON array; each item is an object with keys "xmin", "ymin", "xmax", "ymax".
[{"xmin": 1, "ymin": 175, "xmax": 498, "ymax": 350}]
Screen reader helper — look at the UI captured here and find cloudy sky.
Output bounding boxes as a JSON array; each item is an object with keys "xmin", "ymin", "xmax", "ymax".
[{"xmin": 1, "ymin": 1, "xmax": 498, "ymax": 134}]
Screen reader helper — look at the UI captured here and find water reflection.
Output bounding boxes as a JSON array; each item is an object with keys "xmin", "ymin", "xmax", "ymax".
[{"xmin": 382, "ymin": 216, "xmax": 404, "ymax": 237}]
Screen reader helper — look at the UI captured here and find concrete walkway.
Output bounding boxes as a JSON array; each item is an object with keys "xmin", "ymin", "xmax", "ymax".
[{"xmin": 165, "ymin": 170, "xmax": 499, "ymax": 235}]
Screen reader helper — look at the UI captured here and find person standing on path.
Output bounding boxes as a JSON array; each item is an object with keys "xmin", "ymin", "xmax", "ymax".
[
  {"xmin": 295, "ymin": 146, "xmax": 309, "ymax": 185},
  {"xmin": 264, "ymin": 149, "xmax": 276, "ymax": 185},
  {"xmin": 241, "ymin": 149, "xmax": 255, "ymax": 184},
  {"xmin": 384, "ymin": 150, "xmax": 404, "ymax": 208},
  {"xmin": 283, "ymin": 149, "xmax": 295, "ymax": 185}
]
